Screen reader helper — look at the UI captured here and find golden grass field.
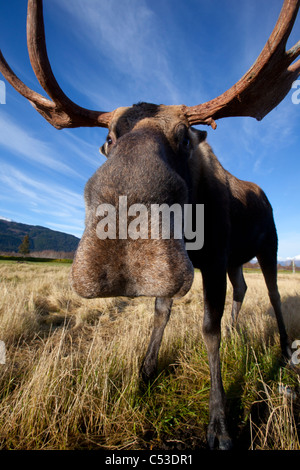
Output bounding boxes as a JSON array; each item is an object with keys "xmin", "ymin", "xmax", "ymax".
[{"xmin": 0, "ymin": 261, "xmax": 299, "ymax": 450}]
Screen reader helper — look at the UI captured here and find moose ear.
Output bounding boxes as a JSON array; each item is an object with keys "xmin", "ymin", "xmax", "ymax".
[
  {"xmin": 189, "ymin": 128, "xmax": 207, "ymax": 145},
  {"xmin": 198, "ymin": 130, "xmax": 207, "ymax": 142},
  {"xmin": 192, "ymin": 129, "xmax": 207, "ymax": 143}
]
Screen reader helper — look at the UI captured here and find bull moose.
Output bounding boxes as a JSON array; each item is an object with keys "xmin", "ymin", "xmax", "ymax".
[{"xmin": 1, "ymin": 0, "xmax": 299, "ymax": 450}]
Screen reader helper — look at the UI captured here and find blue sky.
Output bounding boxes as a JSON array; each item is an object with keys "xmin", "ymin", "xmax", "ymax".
[{"xmin": 0, "ymin": 0, "xmax": 299, "ymax": 260}]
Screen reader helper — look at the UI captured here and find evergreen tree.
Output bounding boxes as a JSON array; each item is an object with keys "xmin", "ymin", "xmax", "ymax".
[{"xmin": 19, "ymin": 235, "xmax": 30, "ymax": 256}]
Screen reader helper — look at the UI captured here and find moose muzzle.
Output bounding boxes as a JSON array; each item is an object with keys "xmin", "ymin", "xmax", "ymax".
[{"xmin": 71, "ymin": 130, "xmax": 194, "ymax": 299}]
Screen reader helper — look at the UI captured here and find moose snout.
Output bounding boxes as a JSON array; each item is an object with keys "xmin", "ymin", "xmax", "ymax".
[
  {"xmin": 71, "ymin": 128, "xmax": 195, "ymax": 300},
  {"xmin": 71, "ymin": 230, "xmax": 194, "ymax": 299}
]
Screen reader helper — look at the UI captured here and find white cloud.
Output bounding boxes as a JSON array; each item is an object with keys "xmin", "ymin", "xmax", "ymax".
[
  {"xmin": 0, "ymin": 112, "xmax": 82, "ymax": 177},
  {"xmin": 56, "ymin": 130, "xmax": 106, "ymax": 169},
  {"xmin": 278, "ymin": 254, "xmax": 300, "ymax": 262},
  {"xmin": 0, "ymin": 164, "xmax": 85, "ymax": 236},
  {"xmin": 58, "ymin": 0, "xmax": 153, "ymax": 72},
  {"xmin": 52, "ymin": 0, "xmax": 181, "ymax": 104},
  {"xmin": 0, "ymin": 165, "xmax": 83, "ymax": 207},
  {"xmin": 45, "ymin": 222, "xmax": 83, "ymax": 237}
]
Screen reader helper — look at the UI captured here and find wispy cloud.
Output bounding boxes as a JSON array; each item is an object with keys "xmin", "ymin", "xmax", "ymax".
[
  {"xmin": 56, "ymin": 131, "xmax": 107, "ymax": 169},
  {"xmin": 52, "ymin": 0, "xmax": 182, "ymax": 105},
  {"xmin": 238, "ymin": 96, "xmax": 298, "ymax": 175},
  {"xmin": 44, "ymin": 222, "xmax": 83, "ymax": 235},
  {"xmin": 0, "ymin": 164, "xmax": 85, "ymax": 236},
  {"xmin": 0, "ymin": 112, "xmax": 83, "ymax": 178},
  {"xmin": 0, "ymin": 164, "xmax": 84, "ymax": 208}
]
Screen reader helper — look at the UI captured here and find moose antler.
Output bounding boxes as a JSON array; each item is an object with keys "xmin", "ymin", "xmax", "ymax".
[
  {"xmin": 184, "ymin": 0, "xmax": 300, "ymax": 129},
  {"xmin": 0, "ymin": 0, "xmax": 299, "ymax": 130},
  {"xmin": 0, "ymin": 0, "xmax": 113, "ymax": 129}
]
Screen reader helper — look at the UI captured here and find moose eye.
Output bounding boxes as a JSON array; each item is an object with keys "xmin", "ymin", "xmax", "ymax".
[
  {"xmin": 99, "ymin": 133, "xmax": 116, "ymax": 157},
  {"xmin": 106, "ymin": 135, "xmax": 113, "ymax": 146}
]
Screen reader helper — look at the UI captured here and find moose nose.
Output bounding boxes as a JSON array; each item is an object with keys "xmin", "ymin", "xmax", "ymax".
[{"xmin": 71, "ymin": 232, "xmax": 194, "ymax": 299}]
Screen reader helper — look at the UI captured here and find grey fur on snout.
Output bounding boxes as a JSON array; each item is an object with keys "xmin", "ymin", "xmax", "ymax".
[{"xmin": 72, "ymin": 126, "xmax": 194, "ymax": 299}]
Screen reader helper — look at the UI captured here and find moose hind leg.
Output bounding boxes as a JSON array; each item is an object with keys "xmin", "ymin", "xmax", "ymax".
[
  {"xmin": 257, "ymin": 250, "xmax": 291, "ymax": 359},
  {"xmin": 140, "ymin": 297, "xmax": 173, "ymax": 382},
  {"xmin": 228, "ymin": 265, "xmax": 247, "ymax": 327}
]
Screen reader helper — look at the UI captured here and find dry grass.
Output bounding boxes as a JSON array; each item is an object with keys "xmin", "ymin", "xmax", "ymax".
[{"xmin": 0, "ymin": 262, "xmax": 299, "ymax": 450}]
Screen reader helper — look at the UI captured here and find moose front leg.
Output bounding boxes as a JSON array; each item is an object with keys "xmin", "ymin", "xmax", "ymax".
[
  {"xmin": 202, "ymin": 269, "xmax": 232, "ymax": 450},
  {"xmin": 140, "ymin": 297, "xmax": 173, "ymax": 382}
]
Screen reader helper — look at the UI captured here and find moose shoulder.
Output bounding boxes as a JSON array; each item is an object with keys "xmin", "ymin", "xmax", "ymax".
[{"xmin": 1, "ymin": 0, "xmax": 299, "ymax": 451}]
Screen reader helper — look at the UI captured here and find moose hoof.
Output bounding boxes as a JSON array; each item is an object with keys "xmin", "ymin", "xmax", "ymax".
[
  {"xmin": 207, "ymin": 418, "xmax": 233, "ymax": 450},
  {"xmin": 283, "ymin": 344, "xmax": 293, "ymax": 361},
  {"xmin": 139, "ymin": 361, "xmax": 157, "ymax": 384}
]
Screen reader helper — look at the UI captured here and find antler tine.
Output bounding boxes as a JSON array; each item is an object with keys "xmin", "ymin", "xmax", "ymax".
[
  {"xmin": 26, "ymin": 0, "xmax": 113, "ymax": 128},
  {"xmin": 27, "ymin": 0, "xmax": 73, "ymax": 112},
  {"xmin": 0, "ymin": 49, "xmax": 54, "ymax": 108},
  {"xmin": 0, "ymin": 0, "xmax": 113, "ymax": 129},
  {"xmin": 287, "ymin": 40, "xmax": 300, "ymax": 70},
  {"xmin": 185, "ymin": 0, "xmax": 300, "ymax": 129}
]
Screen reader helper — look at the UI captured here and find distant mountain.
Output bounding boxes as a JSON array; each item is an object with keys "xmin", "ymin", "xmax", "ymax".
[
  {"xmin": 278, "ymin": 256, "xmax": 300, "ymax": 267},
  {"xmin": 0, "ymin": 219, "xmax": 80, "ymax": 253}
]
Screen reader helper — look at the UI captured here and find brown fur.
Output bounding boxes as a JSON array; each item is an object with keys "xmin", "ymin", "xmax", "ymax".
[{"xmin": 71, "ymin": 103, "xmax": 291, "ymax": 450}]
